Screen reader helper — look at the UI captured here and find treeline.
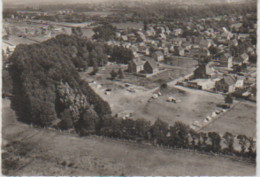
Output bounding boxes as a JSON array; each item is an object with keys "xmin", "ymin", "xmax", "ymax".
[
  {"xmin": 8, "ymin": 34, "xmax": 111, "ymax": 128},
  {"xmin": 78, "ymin": 116, "xmax": 256, "ymax": 162},
  {"xmin": 131, "ymin": 2, "xmax": 256, "ymax": 22}
]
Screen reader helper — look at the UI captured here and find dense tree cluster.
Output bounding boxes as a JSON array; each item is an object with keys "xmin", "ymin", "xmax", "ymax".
[
  {"xmin": 131, "ymin": 2, "xmax": 256, "ymax": 22},
  {"xmin": 8, "ymin": 34, "xmax": 111, "ymax": 128},
  {"xmin": 93, "ymin": 23, "xmax": 117, "ymax": 41},
  {"xmin": 110, "ymin": 46, "xmax": 134, "ymax": 64}
]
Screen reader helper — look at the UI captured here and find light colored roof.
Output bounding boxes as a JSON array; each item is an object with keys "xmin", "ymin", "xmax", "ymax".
[
  {"xmin": 154, "ymin": 50, "xmax": 164, "ymax": 56},
  {"xmin": 145, "ymin": 59, "xmax": 158, "ymax": 69},
  {"xmin": 132, "ymin": 58, "xmax": 143, "ymax": 66},
  {"xmin": 223, "ymin": 75, "xmax": 236, "ymax": 86},
  {"xmin": 241, "ymin": 53, "xmax": 249, "ymax": 60}
]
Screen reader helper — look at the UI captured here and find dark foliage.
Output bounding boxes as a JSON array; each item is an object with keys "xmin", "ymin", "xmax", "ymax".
[{"xmin": 8, "ymin": 35, "xmax": 111, "ymax": 127}]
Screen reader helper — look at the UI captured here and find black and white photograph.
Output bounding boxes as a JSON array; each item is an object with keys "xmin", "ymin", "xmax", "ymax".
[{"xmin": 1, "ymin": 0, "xmax": 257, "ymax": 175}]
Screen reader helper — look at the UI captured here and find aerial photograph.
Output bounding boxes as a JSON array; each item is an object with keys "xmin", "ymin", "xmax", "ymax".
[{"xmin": 2, "ymin": 0, "xmax": 257, "ymax": 175}]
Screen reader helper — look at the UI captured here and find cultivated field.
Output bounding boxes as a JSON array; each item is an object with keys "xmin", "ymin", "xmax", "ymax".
[{"xmin": 2, "ymin": 99, "xmax": 256, "ymax": 176}]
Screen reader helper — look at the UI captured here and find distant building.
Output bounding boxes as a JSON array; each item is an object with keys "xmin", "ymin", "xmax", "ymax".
[
  {"xmin": 152, "ymin": 51, "xmax": 164, "ymax": 62},
  {"xmin": 199, "ymin": 39, "xmax": 212, "ymax": 49},
  {"xmin": 231, "ymin": 23, "xmax": 243, "ymax": 32},
  {"xmin": 240, "ymin": 53, "xmax": 249, "ymax": 64},
  {"xmin": 144, "ymin": 59, "xmax": 159, "ymax": 74},
  {"xmin": 121, "ymin": 35, "xmax": 128, "ymax": 41},
  {"xmin": 173, "ymin": 28, "xmax": 183, "ymax": 36},
  {"xmin": 215, "ymin": 75, "xmax": 237, "ymax": 93},
  {"xmin": 172, "ymin": 38, "xmax": 186, "ymax": 46},
  {"xmin": 229, "ymin": 39, "xmax": 238, "ymax": 47},
  {"xmin": 193, "ymin": 63, "xmax": 215, "ymax": 79},
  {"xmin": 218, "ymin": 53, "xmax": 233, "ymax": 69},
  {"xmin": 174, "ymin": 46, "xmax": 185, "ymax": 56},
  {"xmin": 128, "ymin": 58, "xmax": 144, "ymax": 73}
]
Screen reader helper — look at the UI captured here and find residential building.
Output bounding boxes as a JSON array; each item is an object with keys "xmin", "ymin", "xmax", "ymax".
[
  {"xmin": 144, "ymin": 59, "xmax": 159, "ymax": 74},
  {"xmin": 218, "ymin": 53, "xmax": 233, "ymax": 69},
  {"xmin": 152, "ymin": 51, "xmax": 164, "ymax": 62},
  {"xmin": 128, "ymin": 58, "xmax": 144, "ymax": 73},
  {"xmin": 193, "ymin": 63, "xmax": 215, "ymax": 79},
  {"xmin": 215, "ymin": 75, "xmax": 237, "ymax": 93}
]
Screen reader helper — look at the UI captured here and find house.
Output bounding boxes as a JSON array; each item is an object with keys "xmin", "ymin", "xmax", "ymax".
[
  {"xmin": 193, "ymin": 63, "xmax": 215, "ymax": 79},
  {"xmin": 144, "ymin": 59, "xmax": 159, "ymax": 74},
  {"xmin": 173, "ymin": 28, "xmax": 183, "ymax": 36},
  {"xmin": 188, "ymin": 79, "xmax": 216, "ymax": 90},
  {"xmin": 152, "ymin": 51, "xmax": 164, "ymax": 62},
  {"xmin": 174, "ymin": 46, "xmax": 185, "ymax": 56},
  {"xmin": 172, "ymin": 38, "xmax": 186, "ymax": 46},
  {"xmin": 218, "ymin": 53, "xmax": 233, "ymax": 69},
  {"xmin": 137, "ymin": 31, "xmax": 146, "ymax": 41},
  {"xmin": 215, "ymin": 75, "xmax": 237, "ymax": 93},
  {"xmin": 162, "ymin": 47, "xmax": 169, "ymax": 56},
  {"xmin": 199, "ymin": 39, "xmax": 212, "ymax": 49},
  {"xmin": 121, "ymin": 35, "xmax": 128, "ymax": 41},
  {"xmin": 128, "ymin": 58, "xmax": 144, "ymax": 73},
  {"xmin": 237, "ymin": 33, "xmax": 250, "ymax": 41},
  {"xmin": 229, "ymin": 39, "xmax": 238, "ymax": 47},
  {"xmin": 231, "ymin": 23, "xmax": 243, "ymax": 32},
  {"xmin": 240, "ymin": 53, "xmax": 249, "ymax": 64}
]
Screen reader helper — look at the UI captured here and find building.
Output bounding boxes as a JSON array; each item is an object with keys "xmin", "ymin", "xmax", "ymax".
[
  {"xmin": 193, "ymin": 63, "xmax": 215, "ymax": 79},
  {"xmin": 218, "ymin": 53, "xmax": 233, "ymax": 69},
  {"xmin": 240, "ymin": 53, "xmax": 249, "ymax": 64},
  {"xmin": 128, "ymin": 58, "xmax": 144, "ymax": 73},
  {"xmin": 174, "ymin": 46, "xmax": 185, "ymax": 56},
  {"xmin": 152, "ymin": 51, "xmax": 164, "ymax": 62},
  {"xmin": 215, "ymin": 75, "xmax": 237, "ymax": 93},
  {"xmin": 231, "ymin": 23, "xmax": 243, "ymax": 32},
  {"xmin": 199, "ymin": 39, "xmax": 212, "ymax": 49},
  {"xmin": 144, "ymin": 59, "xmax": 159, "ymax": 74}
]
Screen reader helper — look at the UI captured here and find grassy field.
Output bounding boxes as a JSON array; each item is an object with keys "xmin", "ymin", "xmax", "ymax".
[
  {"xmin": 201, "ymin": 101, "xmax": 256, "ymax": 138},
  {"xmin": 2, "ymin": 99, "xmax": 256, "ymax": 176},
  {"xmin": 139, "ymin": 86, "xmax": 224, "ymax": 126}
]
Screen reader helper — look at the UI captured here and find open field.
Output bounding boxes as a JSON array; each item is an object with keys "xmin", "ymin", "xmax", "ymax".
[
  {"xmin": 141, "ymin": 86, "xmax": 224, "ymax": 126},
  {"xmin": 82, "ymin": 67, "xmax": 225, "ymax": 127},
  {"xmin": 2, "ymin": 99, "xmax": 256, "ymax": 176},
  {"xmin": 201, "ymin": 101, "xmax": 256, "ymax": 138}
]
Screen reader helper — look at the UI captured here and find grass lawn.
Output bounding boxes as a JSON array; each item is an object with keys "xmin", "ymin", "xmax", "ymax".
[{"xmin": 201, "ymin": 101, "xmax": 256, "ymax": 138}]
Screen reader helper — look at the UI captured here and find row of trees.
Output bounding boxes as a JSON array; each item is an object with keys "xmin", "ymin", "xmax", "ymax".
[
  {"xmin": 131, "ymin": 2, "xmax": 256, "ymax": 22},
  {"xmin": 76, "ymin": 116, "xmax": 255, "ymax": 161}
]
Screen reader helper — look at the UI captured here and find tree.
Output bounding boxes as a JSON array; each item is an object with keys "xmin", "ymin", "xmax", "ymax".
[
  {"xmin": 135, "ymin": 118, "xmax": 151, "ymax": 140},
  {"xmin": 189, "ymin": 129, "xmax": 199, "ymax": 149},
  {"xmin": 110, "ymin": 69, "xmax": 118, "ymax": 80},
  {"xmin": 143, "ymin": 19, "xmax": 148, "ymax": 31},
  {"xmin": 169, "ymin": 121, "xmax": 190, "ymax": 148},
  {"xmin": 72, "ymin": 27, "xmax": 83, "ymax": 37},
  {"xmin": 90, "ymin": 60, "xmax": 98, "ymax": 75},
  {"xmin": 208, "ymin": 132, "xmax": 221, "ymax": 153},
  {"xmin": 76, "ymin": 107, "xmax": 98, "ymax": 136},
  {"xmin": 237, "ymin": 134, "xmax": 248, "ymax": 155},
  {"xmin": 59, "ymin": 108, "xmax": 73, "ymax": 130},
  {"xmin": 150, "ymin": 118, "xmax": 169, "ymax": 145},
  {"xmin": 118, "ymin": 68, "xmax": 125, "ymax": 79},
  {"xmin": 223, "ymin": 132, "xmax": 234, "ymax": 154},
  {"xmin": 111, "ymin": 46, "xmax": 134, "ymax": 64},
  {"xmin": 247, "ymin": 137, "xmax": 256, "ymax": 159},
  {"xmin": 225, "ymin": 94, "xmax": 233, "ymax": 104},
  {"xmin": 93, "ymin": 23, "xmax": 117, "ymax": 41}
]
